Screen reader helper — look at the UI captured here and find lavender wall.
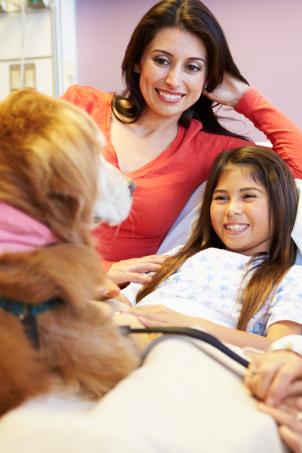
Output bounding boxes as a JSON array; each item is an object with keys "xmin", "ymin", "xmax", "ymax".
[
  {"xmin": 75, "ymin": 0, "xmax": 155, "ymax": 92},
  {"xmin": 75, "ymin": 0, "xmax": 302, "ymax": 140}
]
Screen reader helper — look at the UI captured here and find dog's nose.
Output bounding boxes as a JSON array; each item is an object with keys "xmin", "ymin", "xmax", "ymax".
[{"xmin": 128, "ymin": 180, "xmax": 136, "ymax": 195}]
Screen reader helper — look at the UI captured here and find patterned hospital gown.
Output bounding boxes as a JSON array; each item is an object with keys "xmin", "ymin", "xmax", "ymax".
[{"xmin": 122, "ymin": 247, "xmax": 302, "ymax": 336}]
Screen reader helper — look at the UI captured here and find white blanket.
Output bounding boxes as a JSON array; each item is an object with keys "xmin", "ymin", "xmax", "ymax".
[
  {"xmin": 1, "ymin": 156, "xmax": 299, "ymax": 452},
  {"xmin": 0, "ymin": 337, "xmax": 287, "ymax": 453}
]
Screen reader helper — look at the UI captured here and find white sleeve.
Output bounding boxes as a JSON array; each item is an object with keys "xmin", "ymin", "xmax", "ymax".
[
  {"xmin": 266, "ymin": 266, "xmax": 302, "ymax": 328},
  {"xmin": 121, "ymin": 282, "xmax": 143, "ymax": 306},
  {"xmin": 269, "ymin": 335, "xmax": 302, "ymax": 356}
]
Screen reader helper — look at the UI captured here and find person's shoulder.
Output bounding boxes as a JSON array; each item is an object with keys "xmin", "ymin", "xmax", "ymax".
[
  {"xmin": 206, "ymin": 131, "xmax": 249, "ymax": 146},
  {"xmin": 62, "ymin": 84, "xmax": 112, "ymax": 106},
  {"xmin": 190, "ymin": 247, "xmax": 249, "ymax": 263},
  {"xmin": 284, "ymin": 262, "xmax": 302, "ymax": 279},
  {"xmin": 274, "ymin": 263, "xmax": 302, "ymax": 293},
  {"xmin": 63, "ymin": 84, "xmax": 108, "ymax": 97}
]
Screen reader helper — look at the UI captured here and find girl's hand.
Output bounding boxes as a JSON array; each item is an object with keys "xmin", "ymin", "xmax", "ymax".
[
  {"xmin": 129, "ymin": 304, "xmax": 195, "ymax": 327},
  {"xmin": 245, "ymin": 351, "xmax": 302, "ymax": 406},
  {"xmin": 108, "ymin": 254, "xmax": 167, "ymax": 285},
  {"xmin": 205, "ymin": 73, "xmax": 250, "ymax": 107},
  {"xmin": 258, "ymin": 402, "xmax": 302, "ymax": 453}
]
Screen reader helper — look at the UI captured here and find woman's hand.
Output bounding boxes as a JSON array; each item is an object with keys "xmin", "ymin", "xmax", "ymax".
[
  {"xmin": 245, "ymin": 351, "xmax": 302, "ymax": 406},
  {"xmin": 205, "ymin": 73, "xmax": 250, "ymax": 107},
  {"xmin": 108, "ymin": 254, "xmax": 167, "ymax": 285},
  {"xmin": 257, "ymin": 402, "xmax": 302, "ymax": 453},
  {"xmin": 95, "ymin": 276, "xmax": 120, "ymax": 300}
]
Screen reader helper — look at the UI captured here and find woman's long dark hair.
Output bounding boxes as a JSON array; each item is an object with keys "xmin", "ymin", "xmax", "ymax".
[
  {"xmin": 113, "ymin": 0, "xmax": 248, "ymax": 138},
  {"xmin": 136, "ymin": 146, "xmax": 298, "ymax": 331}
]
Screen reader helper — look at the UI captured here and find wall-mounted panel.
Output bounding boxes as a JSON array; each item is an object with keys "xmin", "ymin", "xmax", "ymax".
[
  {"xmin": 0, "ymin": 57, "xmax": 53, "ymax": 98},
  {"xmin": 0, "ymin": 0, "xmax": 77, "ymax": 98}
]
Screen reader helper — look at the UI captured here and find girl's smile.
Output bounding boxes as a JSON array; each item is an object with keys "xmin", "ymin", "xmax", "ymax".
[{"xmin": 210, "ymin": 166, "xmax": 273, "ymax": 256}]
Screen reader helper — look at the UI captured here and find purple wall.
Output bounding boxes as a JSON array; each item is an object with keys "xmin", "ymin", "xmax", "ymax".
[
  {"xmin": 75, "ymin": 0, "xmax": 155, "ymax": 92},
  {"xmin": 75, "ymin": 0, "xmax": 302, "ymax": 140}
]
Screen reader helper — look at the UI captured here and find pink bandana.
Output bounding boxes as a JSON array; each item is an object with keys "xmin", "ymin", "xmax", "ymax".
[{"xmin": 0, "ymin": 202, "xmax": 59, "ymax": 253}]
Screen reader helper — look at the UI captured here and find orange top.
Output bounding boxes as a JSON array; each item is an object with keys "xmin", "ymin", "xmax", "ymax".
[{"xmin": 63, "ymin": 86, "xmax": 302, "ymax": 267}]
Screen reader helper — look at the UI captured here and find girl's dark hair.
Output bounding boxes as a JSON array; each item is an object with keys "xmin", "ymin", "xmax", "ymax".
[
  {"xmin": 112, "ymin": 0, "xmax": 248, "ymax": 138},
  {"xmin": 137, "ymin": 146, "xmax": 298, "ymax": 331}
]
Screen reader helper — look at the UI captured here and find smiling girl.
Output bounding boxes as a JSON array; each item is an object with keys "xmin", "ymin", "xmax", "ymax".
[{"xmin": 121, "ymin": 146, "xmax": 302, "ymax": 349}]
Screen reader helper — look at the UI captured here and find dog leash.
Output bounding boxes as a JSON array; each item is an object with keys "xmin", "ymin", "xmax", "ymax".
[{"xmin": 120, "ymin": 325, "xmax": 249, "ymax": 368}]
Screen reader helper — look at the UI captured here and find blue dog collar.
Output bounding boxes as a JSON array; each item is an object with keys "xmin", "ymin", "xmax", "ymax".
[
  {"xmin": 0, "ymin": 297, "xmax": 63, "ymax": 320},
  {"xmin": 0, "ymin": 296, "xmax": 64, "ymax": 348}
]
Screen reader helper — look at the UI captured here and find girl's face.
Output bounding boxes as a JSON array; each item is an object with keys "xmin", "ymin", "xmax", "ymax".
[
  {"xmin": 138, "ymin": 27, "xmax": 207, "ymax": 122},
  {"xmin": 210, "ymin": 166, "xmax": 272, "ymax": 256}
]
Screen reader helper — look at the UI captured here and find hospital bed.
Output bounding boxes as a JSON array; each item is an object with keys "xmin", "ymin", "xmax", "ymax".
[{"xmin": 1, "ymin": 178, "xmax": 301, "ymax": 453}]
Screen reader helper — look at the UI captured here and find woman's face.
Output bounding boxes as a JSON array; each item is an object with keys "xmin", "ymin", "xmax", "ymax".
[
  {"xmin": 210, "ymin": 166, "xmax": 272, "ymax": 256},
  {"xmin": 138, "ymin": 27, "xmax": 207, "ymax": 122}
]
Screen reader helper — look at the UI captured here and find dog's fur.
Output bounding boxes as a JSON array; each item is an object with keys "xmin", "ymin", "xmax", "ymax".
[{"xmin": 0, "ymin": 89, "xmax": 139, "ymax": 416}]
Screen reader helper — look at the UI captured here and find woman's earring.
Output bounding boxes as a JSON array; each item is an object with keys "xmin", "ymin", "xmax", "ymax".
[{"xmin": 133, "ymin": 65, "xmax": 140, "ymax": 74}]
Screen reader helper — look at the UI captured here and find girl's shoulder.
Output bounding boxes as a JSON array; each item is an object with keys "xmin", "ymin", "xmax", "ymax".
[
  {"xmin": 269, "ymin": 263, "xmax": 302, "ymax": 300},
  {"xmin": 183, "ymin": 248, "xmax": 250, "ymax": 269},
  {"xmin": 281, "ymin": 263, "xmax": 302, "ymax": 281}
]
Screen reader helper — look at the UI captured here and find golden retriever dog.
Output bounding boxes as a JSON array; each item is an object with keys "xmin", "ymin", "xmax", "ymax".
[{"xmin": 0, "ymin": 89, "xmax": 140, "ymax": 416}]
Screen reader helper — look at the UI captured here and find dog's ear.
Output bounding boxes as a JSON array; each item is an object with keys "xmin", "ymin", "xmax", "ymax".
[
  {"xmin": 0, "ymin": 89, "xmax": 102, "ymax": 245},
  {"xmin": 46, "ymin": 192, "xmax": 83, "ymax": 239},
  {"xmin": 35, "ymin": 161, "xmax": 94, "ymax": 246}
]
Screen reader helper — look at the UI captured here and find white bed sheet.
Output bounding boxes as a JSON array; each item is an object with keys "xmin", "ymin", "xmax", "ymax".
[
  {"xmin": 0, "ymin": 337, "xmax": 288, "ymax": 453},
  {"xmin": 1, "ymin": 155, "xmax": 300, "ymax": 453}
]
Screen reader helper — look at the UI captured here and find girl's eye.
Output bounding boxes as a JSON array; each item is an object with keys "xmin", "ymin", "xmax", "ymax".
[
  {"xmin": 243, "ymin": 193, "xmax": 257, "ymax": 199},
  {"xmin": 153, "ymin": 56, "xmax": 169, "ymax": 66},
  {"xmin": 212, "ymin": 195, "xmax": 228, "ymax": 201}
]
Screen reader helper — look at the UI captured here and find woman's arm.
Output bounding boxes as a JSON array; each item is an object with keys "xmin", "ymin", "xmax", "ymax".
[{"xmin": 206, "ymin": 74, "xmax": 302, "ymax": 177}]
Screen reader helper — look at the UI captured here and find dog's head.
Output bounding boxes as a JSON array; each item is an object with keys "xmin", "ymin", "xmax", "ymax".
[
  {"xmin": 0, "ymin": 89, "xmax": 132, "ymax": 245},
  {"xmin": 94, "ymin": 155, "xmax": 134, "ymax": 227}
]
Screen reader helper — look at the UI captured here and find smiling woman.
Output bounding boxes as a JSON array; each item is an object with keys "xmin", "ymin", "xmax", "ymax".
[
  {"xmin": 63, "ymin": 0, "xmax": 302, "ymax": 286},
  {"xmin": 137, "ymin": 27, "xmax": 208, "ymax": 122}
]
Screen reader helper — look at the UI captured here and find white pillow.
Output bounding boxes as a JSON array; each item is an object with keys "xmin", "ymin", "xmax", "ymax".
[
  {"xmin": 292, "ymin": 179, "xmax": 302, "ymax": 264},
  {"xmin": 157, "ymin": 182, "xmax": 205, "ymax": 254}
]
